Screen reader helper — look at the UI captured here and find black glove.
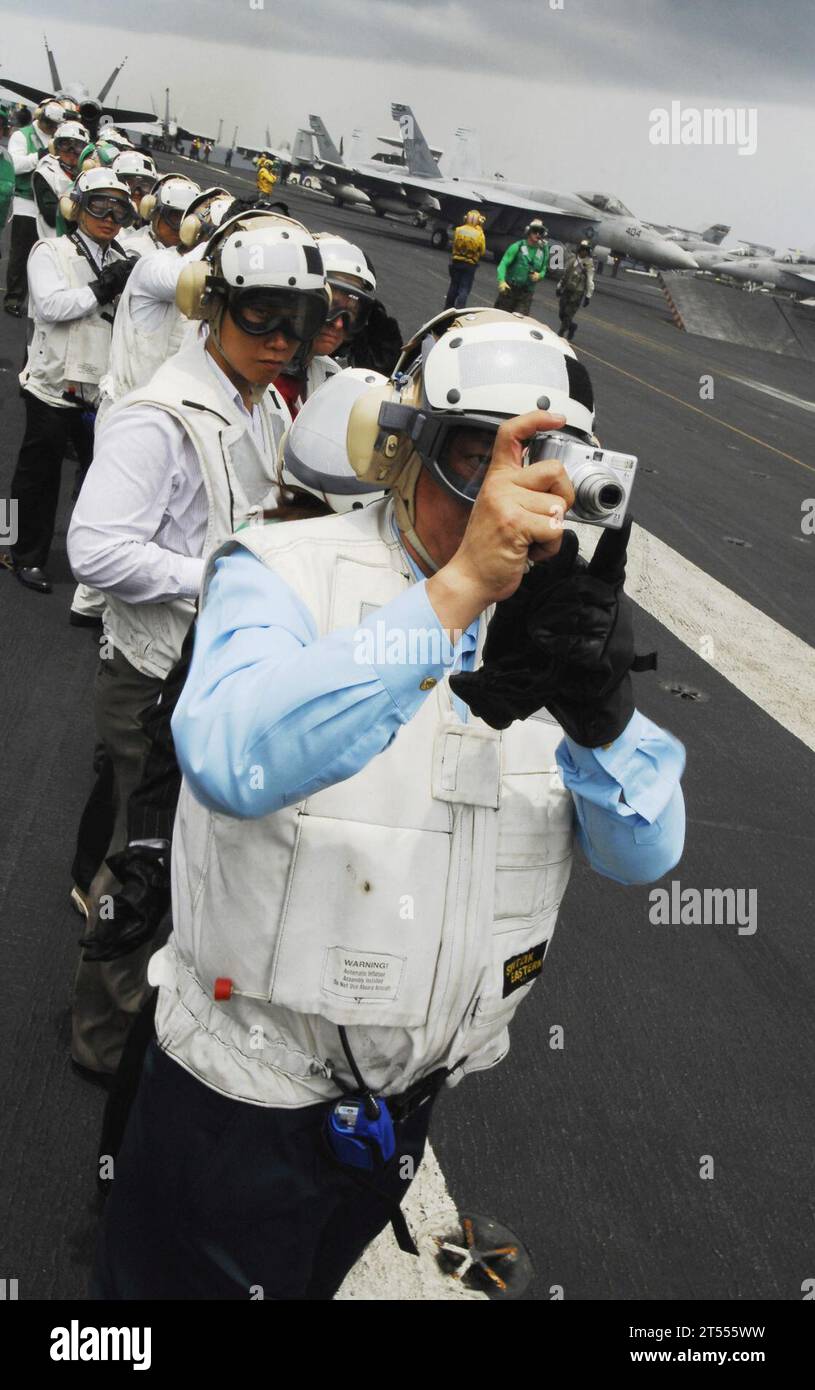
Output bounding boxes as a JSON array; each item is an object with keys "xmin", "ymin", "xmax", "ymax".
[
  {"xmin": 89, "ymin": 255, "xmax": 136, "ymax": 306},
  {"xmin": 450, "ymin": 519, "xmax": 655, "ymax": 745},
  {"xmin": 524, "ymin": 516, "xmax": 655, "ymax": 746},
  {"xmin": 79, "ymin": 843, "xmax": 170, "ymax": 962},
  {"xmin": 449, "ymin": 531, "xmax": 582, "ymax": 730}
]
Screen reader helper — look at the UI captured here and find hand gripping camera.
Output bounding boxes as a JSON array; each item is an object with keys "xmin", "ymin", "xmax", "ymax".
[{"xmin": 529, "ymin": 430, "xmax": 637, "ymax": 529}]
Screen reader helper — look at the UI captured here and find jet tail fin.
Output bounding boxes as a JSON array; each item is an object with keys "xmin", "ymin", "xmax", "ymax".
[
  {"xmin": 98, "ymin": 57, "xmax": 127, "ymax": 103},
  {"xmin": 348, "ymin": 127, "xmax": 372, "ymax": 164},
  {"xmin": 700, "ymin": 223, "xmax": 731, "ymax": 245},
  {"xmin": 449, "ymin": 128, "xmax": 482, "ymax": 181},
  {"xmin": 292, "ymin": 128, "xmax": 316, "ymax": 167},
  {"xmin": 309, "ymin": 115, "xmax": 342, "ymax": 165},
  {"xmin": 391, "ymin": 103, "xmax": 440, "ymax": 178},
  {"xmin": 44, "ymin": 35, "xmax": 62, "ymax": 92}
]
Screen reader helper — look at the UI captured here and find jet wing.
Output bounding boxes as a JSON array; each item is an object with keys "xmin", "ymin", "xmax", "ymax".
[
  {"xmin": 176, "ymin": 123, "xmax": 217, "ymax": 143},
  {"xmin": 104, "ymin": 103, "xmax": 157, "ymax": 126},
  {"xmin": 0, "ymin": 78, "xmax": 51, "ymax": 106}
]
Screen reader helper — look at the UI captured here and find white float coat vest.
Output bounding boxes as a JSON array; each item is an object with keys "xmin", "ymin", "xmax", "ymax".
[
  {"xmin": 98, "ymin": 247, "xmax": 190, "ymax": 415},
  {"xmin": 118, "ymin": 221, "xmax": 162, "ymax": 257},
  {"xmin": 102, "ymin": 339, "xmax": 290, "ymax": 679},
  {"xmin": 31, "ymin": 154, "xmax": 71, "ymax": 240},
  {"xmin": 19, "ymin": 232, "xmax": 129, "ymax": 409},
  {"xmin": 151, "ymin": 498, "xmax": 575, "ymax": 1107}
]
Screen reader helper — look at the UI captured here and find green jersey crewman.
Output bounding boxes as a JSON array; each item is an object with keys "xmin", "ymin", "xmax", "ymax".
[{"xmin": 494, "ymin": 219, "xmax": 549, "ymax": 315}]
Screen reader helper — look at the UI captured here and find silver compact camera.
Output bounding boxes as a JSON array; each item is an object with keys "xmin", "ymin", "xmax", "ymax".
[{"xmin": 528, "ymin": 430, "xmax": 637, "ymax": 529}]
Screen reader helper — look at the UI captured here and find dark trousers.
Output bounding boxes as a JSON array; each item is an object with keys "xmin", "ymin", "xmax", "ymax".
[
  {"xmin": 4, "ymin": 213, "xmax": 38, "ymax": 309},
  {"xmin": 10, "ymin": 391, "xmax": 94, "ymax": 569},
  {"xmin": 71, "ymin": 743, "xmax": 116, "ymax": 893},
  {"xmin": 444, "ymin": 261, "xmax": 477, "ymax": 309},
  {"xmin": 72, "ymin": 648, "xmax": 164, "ymax": 1074},
  {"xmin": 91, "ymin": 1042, "xmax": 434, "ymax": 1300}
]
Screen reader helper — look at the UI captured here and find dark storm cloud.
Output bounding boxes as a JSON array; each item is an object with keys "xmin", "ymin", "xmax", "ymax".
[{"xmin": 2, "ymin": 0, "xmax": 812, "ymax": 97}]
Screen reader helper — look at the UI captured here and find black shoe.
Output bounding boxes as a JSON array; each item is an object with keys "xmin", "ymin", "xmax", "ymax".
[
  {"xmin": 15, "ymin": 566, "xmax": 52, "ymax": 593},
  {"xmin": 3, "ymin": 303, "xmax": 24, "ymax": 318},
  {"xmin": 69, "ymin": 610, "xmax": 103, "ymax": 630}
]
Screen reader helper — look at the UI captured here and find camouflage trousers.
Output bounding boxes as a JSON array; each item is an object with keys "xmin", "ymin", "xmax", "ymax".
[{"xmin": 494, "ymin": 284, "xmax": 535, "ymax": 316}]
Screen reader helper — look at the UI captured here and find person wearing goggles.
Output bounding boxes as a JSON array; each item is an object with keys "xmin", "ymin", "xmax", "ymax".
[
  {"xmin": 8, "ymin": 168, "xmax": 137, "ymax": 595},
  {"xmin": 31, "ymin": 120, "xmax": 91, "ymax": 240},
  {"xmin": 274, "ymin": 232, "xmax": 376, "ymax": 417},
  {"xmin": 494, "ymin": 219, "xmax": 550, "ymax": 316},
  {"xmin": 119, "ymin": 174, "xmax": 200, "ymax": 257},
  {"xmin": 83, "ymin": 307, "xmax": 685, "ymax": 1302},
  {"xmin": 66, "ymin": 214, "xmax": 322, "ymax": 1083}
]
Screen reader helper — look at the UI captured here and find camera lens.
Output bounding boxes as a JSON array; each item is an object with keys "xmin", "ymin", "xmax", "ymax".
[{"xmin": 598, "ymin": 483, "xmax": 624, "ymax": 509}]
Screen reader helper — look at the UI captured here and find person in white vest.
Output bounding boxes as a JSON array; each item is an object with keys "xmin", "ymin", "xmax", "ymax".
[
  {"xmin": 274, "ymin": 232, "xmax": 377, "ymax": 415},
  {"xmin": 111, "ymin": 149, "xmax": 157, "ymax": 223},
  {"xmin": 67, "ymin": 210, "xmax": 330, "ymax": 1080},
  {"xmin": 96, "ymin": 187, "xmax": 233, "ymax": 422},
  {"xmin": 8, "ymin": 167, "xmax": 137, "ymax": 593},
  {"xmin": 91, "ymin": 309, "xmax": 686, "ymax": 1300},
  {"xmin": 31, "ymin": 120, "xmax": 90, "ymax": 239},
  {"xmin": 4, "ymin": 99, "xmax": 65, "ymax": 315},
  {"xmin": 118, "ymin": 172, "xmax": 199, "ymax": 258}
]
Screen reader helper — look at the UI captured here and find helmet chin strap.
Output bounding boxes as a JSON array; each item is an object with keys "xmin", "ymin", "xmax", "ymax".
[{"xmin": 391, "ymin": 454, "xmax": 442, "ymax": 574}]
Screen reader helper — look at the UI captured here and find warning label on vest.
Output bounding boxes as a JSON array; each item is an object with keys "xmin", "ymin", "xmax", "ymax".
[
  {"xmin": 502, "ymin": 940, "xmax": 548, "ymax": 997},
  {"xmin": 322, "ymin": 947, "xmax": 404, "ymax": 1003}
]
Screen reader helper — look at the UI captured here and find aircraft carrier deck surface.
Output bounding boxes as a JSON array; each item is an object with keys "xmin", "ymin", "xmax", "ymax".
[{"xmin": 1, "ymin": 154, "xmax": 812, "ymax": 1301}]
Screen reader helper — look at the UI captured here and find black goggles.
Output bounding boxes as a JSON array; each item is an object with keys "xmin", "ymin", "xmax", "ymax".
[
  {"xmin": 158, "ymin": 206, "xmax": 185, "ymax": 231},
  {"xmin": 324, "ymin": 279, "xmax": 374, "ymax": 336},
  {"xmin": 226, "ymin": 286, "xmax": 329, "ymax": 343},
  {"xmin": 378, "ymin": 401, "xmax": 504, "ymax": 505},
  {"xmin": 83, "ymin": 194, "xmax": 135, "ymax": 226}
]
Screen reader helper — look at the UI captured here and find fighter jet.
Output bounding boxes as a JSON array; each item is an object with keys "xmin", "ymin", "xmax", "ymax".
[
  {"xmin": 707, "ymin": 251, "xmax": 815, "ymax": 298},
  {"xmin": 298, "ymin": 110, "xmax": 577, "ymax": 236},
  {"xmin": 293, "ymin": 116, "xmax": 442, "ymax": 221},
  {"xmin": 390, "ymin": 106, "xmax": 699, "ymax": 270},
  {"xmin": 0, "ymin": 34, "xmax": 155, "ymax": 140},
  {"xmin": 150, "ymin": 89, "xmax": 215, "ymax": 151}
]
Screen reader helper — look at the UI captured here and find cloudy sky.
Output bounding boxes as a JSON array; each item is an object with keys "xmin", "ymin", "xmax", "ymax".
[{"xmin": 1, "ymin": 0, "xmax": 812, "ymax": 250}]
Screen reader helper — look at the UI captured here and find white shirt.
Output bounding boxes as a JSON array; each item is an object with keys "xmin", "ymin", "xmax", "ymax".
[
  {"xmin": 127, "ymin": 241, "xmax": 204, "ymax": 333},
  {"xmin": 68, "ymin": 351, "xmax": 266, "ymax": 604},
  {"xmin": 8, "ymin": 122, "xmax": 49, "ymax": 216},
  {"xmin": 28, "ymin": 230, "xmax": 113, "ymax": 325}
]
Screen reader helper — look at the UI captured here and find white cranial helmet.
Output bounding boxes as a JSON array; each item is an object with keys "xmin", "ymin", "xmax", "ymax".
[{"xmin": 280, "ymin": 367, "xmax": 388, "ymax": 513}]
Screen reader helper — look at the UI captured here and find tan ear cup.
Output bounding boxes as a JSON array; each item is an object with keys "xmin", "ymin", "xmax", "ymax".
[
  {"xmin": 59, "ymin": 193, "xmax": 79, "ymax": 223},
  {"xmin": 175, "ymin": 260, "xmax": 212, "ymax": 319},
  {"xmin": 346, "ymin": 383, "xmax": 405, "ymax": 485},
  {"xmin": 139, "ymin": 192, "xmax": 158, "ymax": 221},
  {"xmin": 48, "ymin": 139, "xmax": 57, "ymax": 157},
  {"xmin": 178, "ymin": 213, "xmax": 202, "ymax": 249}
]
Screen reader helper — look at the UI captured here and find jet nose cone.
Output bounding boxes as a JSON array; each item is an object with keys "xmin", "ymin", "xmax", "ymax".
[{"xmin": 662, "ymin": 244, "xmax": 698, "ymax": 270}]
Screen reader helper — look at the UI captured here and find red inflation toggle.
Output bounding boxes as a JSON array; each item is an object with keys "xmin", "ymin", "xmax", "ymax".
[{"xmin": 213, "ymin": 977, "xmax": 234, "ymax": 1001}]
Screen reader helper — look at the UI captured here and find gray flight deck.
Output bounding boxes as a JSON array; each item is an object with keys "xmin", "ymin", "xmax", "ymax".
[{"xmin": 0, "ymin": 152, "xmax": 813, "ymax": 1302}]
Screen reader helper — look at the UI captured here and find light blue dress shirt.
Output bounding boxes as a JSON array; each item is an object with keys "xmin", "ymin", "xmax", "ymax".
[{"xmin": 173, "ymin": 543, "xmax": 686, "ymax": 886}]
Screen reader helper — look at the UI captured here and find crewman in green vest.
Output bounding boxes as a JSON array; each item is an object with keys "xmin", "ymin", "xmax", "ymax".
[{"xmin": 5, "ymin": 100, "xmax": 64, "ymax": 316}]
